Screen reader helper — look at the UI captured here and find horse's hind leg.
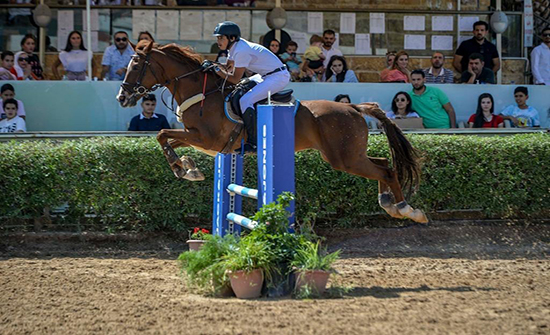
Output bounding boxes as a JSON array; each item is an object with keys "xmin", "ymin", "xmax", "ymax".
[
  {"xmin": 157, "ymin": 130, "xmax": 205, "ymax": 181},
  {"xmin": 368, "ymin": 157, "xmax": 403, "ymax": 219}
]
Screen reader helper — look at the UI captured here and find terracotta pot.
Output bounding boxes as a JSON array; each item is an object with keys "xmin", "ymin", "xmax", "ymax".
[
  {"xmin": 186, "ymin": 240, "xmax": 206, "ymax": 251},
  {"xmin": 228, "ymin": 269, "xmax": 264, "ymax": 299},
  {"xmin": 295, "ymin": 270, "xmax": 331, "ymax": 294}
]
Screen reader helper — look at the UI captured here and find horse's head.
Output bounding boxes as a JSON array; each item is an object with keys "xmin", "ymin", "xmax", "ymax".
[{"xmin": 117, "ymin": 41, "xmax": 162, "ymax": 108}]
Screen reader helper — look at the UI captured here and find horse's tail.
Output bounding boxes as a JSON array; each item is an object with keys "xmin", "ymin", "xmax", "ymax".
[{"xmin": 351, "ymin": 103, "xmax": 421, "ymax": 197}]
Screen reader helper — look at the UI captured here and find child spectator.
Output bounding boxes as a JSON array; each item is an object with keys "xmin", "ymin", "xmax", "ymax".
[
  {"xmin": 301, "ymin": 34, "xmax": 325, "ymax": 81},
  {"xmin": 20, "ymin": 34, "xmax": 44, "ymax": 80},
  {"xmin": 0, "ymin": 98, "xmax": 26, "ymax": 133},
  {"xmin": 498, "ymin": 87, "xmax": 540, "ymax": 127},
  {"xmin": 387, "ymin": 91, "xmax": 420, "ymax": 119},
  {"xmin": 280, "ymin": 41, "xmax": 302, "ymax": 81},
  {"xmin": 0, "ymin": 84, "xmax": 26, "ymax": 120},
  {"xmin": 379, "ymin": 51, "xmax": 396, "ymax": 82},
  {"xmin": 128, "ymin": 94, "xmax": 171, "ymax": 131},
  {"xmin": 0, "ymin": 51, "xmax": 17, "ymax": 80},
  {"xmin": 12, "ymin": 52, "xmax": 39, "ymax": 80},
  {"xmin": 382, "ymin": 51, "xmax": 411, "ymax": 83},
  {"xmin": 52, "ymin": 31, "xmax": 92, "ymax": 81},
  {"xmin": 334, "ymin": 94, "xmax": 351, "ymax": 103},
  {"xmin": 468, "ymin": 93, "xmax": 503, "ymax": 128},
  {"xmin": 324, "ymin": 55, "xmax": 358, "ymax": 83}
]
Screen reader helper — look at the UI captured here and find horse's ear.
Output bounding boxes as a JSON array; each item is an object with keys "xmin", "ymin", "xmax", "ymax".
[
  {"xmin": 128, "ymin": 40, "xmax": 137, "ymax": 51},
  {"xmin": 144, "ymin": 40, "xmax": 154, "ymax": 53}
]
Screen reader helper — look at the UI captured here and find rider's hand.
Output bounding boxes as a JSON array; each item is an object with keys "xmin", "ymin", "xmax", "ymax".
[{"xmin": 201, "ymin": 60, "xmax": 214, "ymax": 72}]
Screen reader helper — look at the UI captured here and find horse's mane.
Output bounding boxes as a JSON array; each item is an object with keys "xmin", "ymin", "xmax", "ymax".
[{"xmin": 137, "ymin": 41, "xmax": 203, "ymax": 67}]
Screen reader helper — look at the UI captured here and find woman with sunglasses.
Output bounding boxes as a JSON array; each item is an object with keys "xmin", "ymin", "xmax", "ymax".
[
  {"xmin": 20, "ymin": 34, "xmax": 43, "ymax": 80},
  {"xmin": 11, "ymin": 52, "xmax": 39, "ymax": 80},
  {"xmin": 52, "ymin": 31, "xmax": 92, "ymax": 81},
  {"xmin": 386, "ymin": 91, "xmax": 419, "ymax": 119}
]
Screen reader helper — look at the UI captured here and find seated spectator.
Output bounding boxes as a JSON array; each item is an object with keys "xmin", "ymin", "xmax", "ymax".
[
  {"xmin": 382, "ymin": 51, "xmax": 410, "ymax": 83},
  {"xmin": 324, "ymin": 55, "xmax": 358, "ymax": 83},
  {"xmin": 12, "ymin": 52, "xmax": 39, "ymax": 80},
  {"xmin": 52, "ymin": 31, "xmax": 92, "ymax": 81},
  {"xmin": 19, "ymin": 34, "xmax": 44, "ymax": 80},
  {"xmin": 530, "ymin": 26, "xmax": 550, "ymax": 85},
  {"xmin": 334, "ymin": 94, "xmax": 351, "ymax": 103},
  {"xmin": 409, "ymin": 69, "xmax": 456, "ymax": 128},
  {"xmin": 268, "ymin": 39, "xmax": 281, "ymax": 56},
  {"xmin": 386, "ymin": 91, "xmax": 420, "ymax": 119},
  {"xmin": 128, "ymin": 94, "xmax": 171, "ymax": 131},
  {"xmin": 101, "ymin": 31, "xmax": 134, "ymax": 81},
  {"xmin": 216, "ymin": 49, "xmax": 228, "ymax": 64},
  {"xmin": 379, "ymin": 51, "xmax": 396, "ymax": 82},
  {"xmin": 498, "ymin": 87, "xmax": 540, "ymax": 127},
  {"xmin": 138, "ymin": 31, "xmax": 155, "ymax": 44},
  {"xmin": 468, "ymin": 93, "xmax": 503, "ymax": 128},
  {"xmin": 0, "ymin": 51, "xmax": 17, "ymax": 81},
  {"xmin": 424, "ymin": 52, "xmax": 454, "ymax": 84},
  {"xmin": 301, "ymin": 35, "xmax": 325, "ymax": 82},
  {"xmin": 0, "ymin": 84, "xmax": 26, "ymax": 120},
  {"xmin": 280, "ymin": 41, "xmax": 302, "ymax": 81},
  {"xmin": 0, "ymin": 98, "xmax": 26, "ymax": 133},
  {"xmin": 461, "ymin": 53, "xmax": 495, "ymax": 84}
]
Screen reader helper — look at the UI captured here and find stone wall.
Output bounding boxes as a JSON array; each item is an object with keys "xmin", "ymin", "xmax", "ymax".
[{"xmin": 256, "ymin": 0, "xmax": 491, "ymax": 10}]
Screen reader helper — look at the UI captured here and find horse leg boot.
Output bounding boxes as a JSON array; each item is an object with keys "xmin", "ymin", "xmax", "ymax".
[
  {"xmin": 160, "ymin": 143, "xmax": 188, "ymax": 179},
  {"xmin": 241, "ymin": 107, "xmax": 257, "ymax": 153},
  {"xmin": 396, "ymin": 201, "xmax": 429, "ymax": 224},
  {"xmin": 369, "ymin": 157, "xmax": 403, "ymax": 219},
  {"xmin": 179, "ymin": 155, "xmax": 205, "ymax": 181}
]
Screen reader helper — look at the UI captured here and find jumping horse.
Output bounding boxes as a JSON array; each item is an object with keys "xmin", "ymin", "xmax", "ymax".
[{"xmin": 117, "ymin": 41, "xmax": 428, "ymax": 223}]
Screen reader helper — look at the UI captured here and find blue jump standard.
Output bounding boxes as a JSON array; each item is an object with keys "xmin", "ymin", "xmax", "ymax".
[{"xmin": 212, "ymin": 104, "xmax": 296, "ymax": 237}]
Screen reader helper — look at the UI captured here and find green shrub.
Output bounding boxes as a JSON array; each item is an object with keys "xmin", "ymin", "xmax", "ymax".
[{"xmin": 0, "ymin": 134, "xmax": 548, "ymax": 232}]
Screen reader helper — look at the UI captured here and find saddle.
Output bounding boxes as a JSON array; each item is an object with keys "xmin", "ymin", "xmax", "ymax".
[{"xmin": 224, "ymin": 77, "xmax": 295, "ymax": 124}]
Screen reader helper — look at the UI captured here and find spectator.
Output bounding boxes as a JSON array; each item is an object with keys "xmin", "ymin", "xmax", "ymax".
[
  {"xmin": 409, "ymin": 69, "xmax": 456, "ymax": 128},
  {"xmin": 424, "ymin": 52, "xmax": 454, "ymax": 84},
  {"xmin": 138, "ymin": 31, "xmax": 155, "ymax": 43},
  {"xmin": 12, "ymin": 52, "xmax": 39, "ymax": 80},
  {"xmin": 0, "ymin": 84, "xmax": 26, "ymax": 120},
  {"xmin": 0, "ymin": 51, "xmax": 17, "ymax": 81},
  {"xmin": 280, "ymin": 41, "xmax": 302, "ymax": 81},
  {"xmin": 453, "ymin": 21, "xmax": 499, "ymax": 75},
  {"xmin": 0, "ymin": 98, "xmax": 26, "ymax": 133},
  {"xmin": 45, "ymin": 36, "xmax": 58, "ymax": 52},
  {"xmin": 460, "ymin": 53, "xmax": 496, "ymax": 84},
  {"xmin": 468, "ymin": 93, "xmax": 503, "ymax": 128},
  {"xmin": 52, "ymin": 31, "xmax": 92, "ymax": 81},
  {"xmin": 498, "ymin": 87, "xmax": 540, "ymax": 127},
  {"xmin": 128, "ymin": 94, "xmax": 171, "ymax": 131},
  {"xmin": 301, "ymin": 34, "xmax": 325, "ymax": 81},
  {"xmin": 7, "ymin": 0, "xmax": 33, "ymax": 27},
  {"xmin": 530, "ymin": 26, "xmax": 550, "ymax": 85},
  {"xmin": 321, "ymin": 29, "xmax": 343, "ymax": 68},
  {"xmin": 20, "ymin": 34, "xmax": 44, "ymax": 80},
  {"xmin": 216, "ymin": 49, "xmax": 228, "ymax": 64},
  {"xmin": 379, "ymin": 51, "xmax": 396, "ymax": 82},
  {"xmin": 334, "ymin": 94, "xmax": 351, "ymax": 103},
  {"xmin": 101, "ymin": 31, "xmax": 134, "ymax": 81},
  {"xmin": 268, "ymin": 39, "xmax": 281, "ymax": 55},
  {"xmin": 324, "ymin": 55, "xmax": 358, "ymax": 83},
  {"xmin": 382, "ymin": 51, "xmax": 410, "ymax": 83},
  {"xmin": 387, "ymin": 91, "xmax": 420, "ymax": 119}
]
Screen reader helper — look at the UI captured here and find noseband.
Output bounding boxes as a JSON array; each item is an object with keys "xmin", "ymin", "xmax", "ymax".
[{"xmin": 121, "ymin": 53, "xmax": 163, "ymax": 97}]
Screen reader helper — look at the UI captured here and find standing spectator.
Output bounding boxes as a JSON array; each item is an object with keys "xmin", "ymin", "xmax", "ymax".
[
  {"xmin": 52, "ymin": 31, "xmax": 92, "ymax": 81},
  {"xmin": 324, "ymin": 55, "xmax": 358, "ymax": 83},
  {"xmin": 0, "ymin": 98, "xmax": 26, "ymax": 133},
  {"xmin": 453, "ymin": 21, "xmax": 499, "ymax": 75},
  {"xmin": 380, "ymin": 51, "xmax": 396, "ymax": 82},
  {"xmin": 0, "ymin": 84, "xmax": 26, "ymax": 120},
  {"xmin": 11, "ymin": 52, "xmax": 39, "ymax": 80},
  {"xmin": 280, "ymin": 41, "xmax": 302, "ymax": 81},
  {"xmin": 321, "ymin": 29, "xmax": 343, "ymax": 68},
  {"xmin": 20, "ymin": 34, "xmax": 43, "ymax": 80},
  {"xmin": 334, "ymin": 94, "xmax": 351, "ymax": 103},
  {"xmin": 530, "ymin": 26, "xmax": 550, "ymax": 85},
  {"xmin": 460, "ymin": 53, "xmax": 496, "ymax": 84},
  {"xmin": 301, "ymin": 34, "xmax": 326, "ymax": 81},
  {"xmin": 409, "ymin": 69, "xmax": 456, "ymax": 128},
  {"xmin": 498, "ymin": 87, "xmax": 540, "ymax": 128},
  {"xmin": 101, "ymin": 31, "xmax": 134, "ymax": 81},
  {"xmin": 386, "ymin": 91, "xmax": 420, "ymax": 119},
  {"xmin": 128, "ymin": 94, "xmax": 171, "ymax": 131},
  {"xmin": 138, "ymin": 31, "xmax": 155, "ymax": 43},
  {"xmin": 468, "ymin": 93, "xmax": 503, "ymax": 128},
  {"xmin": 0, "ymin": 51, "xmax": 17, "ymax": 81},
  {"xmin": 423, "ymin": 52, "xmax": 454, "ymax": 84},
  {"xmin": 382, "ymin": 51, "xmax": 410, "ymax": 83}
]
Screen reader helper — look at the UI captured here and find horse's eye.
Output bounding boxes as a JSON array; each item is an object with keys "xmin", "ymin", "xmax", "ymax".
[{"xmin": 133, "ymin": 66, "xmax": 139, "ymax": 71}]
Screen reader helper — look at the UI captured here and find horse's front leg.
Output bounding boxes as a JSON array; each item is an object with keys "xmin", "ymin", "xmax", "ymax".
[{"xmin": 157, "ymin": 129, "xmax": 205, "ymax": 181}]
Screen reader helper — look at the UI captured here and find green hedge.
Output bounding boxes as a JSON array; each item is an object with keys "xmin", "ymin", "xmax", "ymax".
[{"xmin": 0, "ymin": 134, "xmax": 548, "ymax": 231}]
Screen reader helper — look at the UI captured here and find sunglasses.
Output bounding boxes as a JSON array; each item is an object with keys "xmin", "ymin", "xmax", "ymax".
[
  {"xmin": 394, "ymin": 98, "xmax": 407, "ymax": 102},
  {"xmin": 18, "ymin": 58, "xmax": 29, "ymax": 62},
  {"xmin": 543, "ymin": 33, "xmax": 550, "ymax": 37},
  {"xmin": 115, "ymin": 37, "xmax": 128, "ymax": 42}
]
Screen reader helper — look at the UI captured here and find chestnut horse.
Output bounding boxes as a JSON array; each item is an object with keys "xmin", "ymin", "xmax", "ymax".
[{"xmin": 117, "ymin": 41, "xmax": 428, "ymax": 223}]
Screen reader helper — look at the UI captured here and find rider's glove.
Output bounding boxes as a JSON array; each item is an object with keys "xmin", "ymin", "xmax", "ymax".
[{"xmin": 201, "ymin": 60, "xmax": 214, "ymax": 72}]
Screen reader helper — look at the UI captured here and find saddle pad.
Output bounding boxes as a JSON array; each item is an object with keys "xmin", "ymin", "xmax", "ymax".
[{"xmin": 223, "ymin": 97, "xmax": 298, "ymax": 125}]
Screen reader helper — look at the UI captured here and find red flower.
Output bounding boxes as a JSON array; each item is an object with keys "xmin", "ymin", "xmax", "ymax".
[
  {"xmin": 201, "ymin": 229, "xmax": 209, "ymax": 234},
  {"xmin": 193, "ymin": 227, "xmax": 200, "ymax": 234}
]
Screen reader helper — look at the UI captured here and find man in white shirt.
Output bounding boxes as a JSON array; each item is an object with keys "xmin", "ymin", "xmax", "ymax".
[
  {"xmin": 531, "ymin": 26, "xmax": 550, "ymax": 85},
  {"xmin": 321, "ymin": 29, "xmax": 343, "ymax": 68}
]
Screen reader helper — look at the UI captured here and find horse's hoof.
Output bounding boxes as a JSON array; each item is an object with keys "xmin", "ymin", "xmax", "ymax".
[
  {"xmin": 184, "ymin": 169, "xmax": 205, "ymax": 181},
  {"xmin": 381, "ymin": 204, "xmax": 404, "ymax": 219},
  {"xmin": 172, "ymin": 165, "xmax": 187, "ymax": 179},
  {"xmin": 397, "ymin": 203, "xmax": 429, "ymax": 224}
]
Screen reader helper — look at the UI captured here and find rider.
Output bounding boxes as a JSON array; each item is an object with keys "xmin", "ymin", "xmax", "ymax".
[{"xmin": 210, "ymin": 21, "xmax": 290, "ymax": 153}]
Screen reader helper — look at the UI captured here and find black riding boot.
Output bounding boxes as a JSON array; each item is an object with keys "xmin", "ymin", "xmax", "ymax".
[{"xmin": 242, "ymin": 107, "xmax": 257, "ymax": 153}]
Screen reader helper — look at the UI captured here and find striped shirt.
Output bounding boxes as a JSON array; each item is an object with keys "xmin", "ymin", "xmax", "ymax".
[{"xmin": 423, "ymin": 67, "xmax": 454, "ymax": 84}]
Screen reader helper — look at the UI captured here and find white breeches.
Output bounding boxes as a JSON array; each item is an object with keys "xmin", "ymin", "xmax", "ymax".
[{"xmin": 239, "ymin": 70, "xmax": 291, "ymax": 112}]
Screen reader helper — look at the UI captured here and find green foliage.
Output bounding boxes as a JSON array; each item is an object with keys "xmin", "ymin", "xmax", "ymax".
[
  {"xmin": 291, "ymin": 241, "xmax": 341, "ymax": 272},
  {"xmin": 1, "ymin": 134, "xmax": 549, "ymax": 232}
]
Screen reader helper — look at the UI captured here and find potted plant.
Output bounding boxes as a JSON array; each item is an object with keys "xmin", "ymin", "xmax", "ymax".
[
  {"xmin": 187, "ymin": 227, "xmax": 211, "ymax": 251},
  {"xmin": 291, "ymin": 240, "xmax": 341, "ymax": 296}
]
